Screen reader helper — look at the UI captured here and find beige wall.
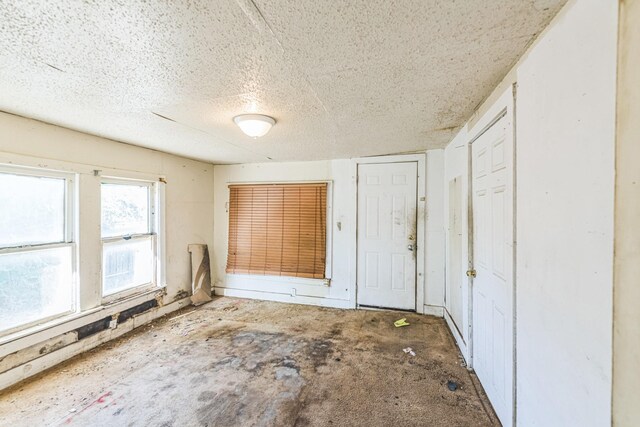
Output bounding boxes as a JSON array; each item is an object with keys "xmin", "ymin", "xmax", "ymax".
[{"xmin": 613, "ymin": 1, "xmax": 640, "ymax": 425}]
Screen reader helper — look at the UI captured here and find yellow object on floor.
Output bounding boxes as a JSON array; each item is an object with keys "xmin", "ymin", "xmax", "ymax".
[{"xmin": 394, "ymin": 318, "xmax": 410, "ymax": 327}]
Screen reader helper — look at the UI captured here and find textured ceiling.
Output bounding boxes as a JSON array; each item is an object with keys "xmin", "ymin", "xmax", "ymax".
[{"xmin": 0, "ymin": 0, "xmax": 565, "ymax": 164}]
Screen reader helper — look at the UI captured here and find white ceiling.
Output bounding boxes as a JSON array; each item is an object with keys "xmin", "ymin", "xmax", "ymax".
[{"xmin": 0, "ymin": 0, "xmax": 565, "ymax": 164}]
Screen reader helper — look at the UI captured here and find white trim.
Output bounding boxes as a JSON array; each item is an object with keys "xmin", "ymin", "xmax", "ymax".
[
  {"xmin": 101, "ymin": 280, "xmax": 158, "ymax": 303},
  {"xmin": 222, "ymin": 274, "xmax": 334, "ymax": 299},
  {"xmin": 225, "ymin": 180, "xmax": 331, "ymax": 185},
  {"xmin": 355, "ymin": 153, "xmax": 426, "ymax": 165},
  {"xmin": 351, "ymin": 153, "xmax": 427, "ymax": 313},
  {"xmin": 423, "ymin": 304, "xmax": 444, "ymax": 317},
  {"xmin": 100, "ymin": 176, "xmax": 156, "ymax": 185},
  {"xmin": 156, "ymin": 180, "xmax": 167, "ymax": 289},
  {"xmin": 100, "ymin": 233, "xmax": 153, "ymax": 244},
  {"xmin": 0, "ymin": 241, "xmax": 74, "ymax": 255},
  {"xmin": 444, "ymin": 308, "xmax": 470, "ymax": 364},
  {"xmin": 325, "ymin": 182, "xmax": 334, "ymax": 279},
  {"xmin": 214, "ymin": 287, "xmax": 351, "ymax": 309},
  {"xmin": 0, "ymin": 287, "xmax": 166, "ymax": 354},
  {"xmin": 227, "ymin": 274, "xmax": 330, "ymax": 287},
  {"xmin": 0, "ymin": 151, "xmax": 165, "ymax": 182},
  {"xmin": 0, "ymin": 162, "xmax": 78, "ymax": 180},
  {"xmin": 0, "ymin": 296, "xmax": 191, "ymax": 391}
]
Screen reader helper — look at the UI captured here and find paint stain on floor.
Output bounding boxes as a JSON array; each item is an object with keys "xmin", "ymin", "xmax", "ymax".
[{"xmin": 0, "ymin": 297, "xmax": 498, "ymax": 426}]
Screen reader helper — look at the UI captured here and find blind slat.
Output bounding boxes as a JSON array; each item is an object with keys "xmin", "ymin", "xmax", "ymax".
[{"xmin": 226, "ymin": 183, "xmax": 327, "ymax": 279}]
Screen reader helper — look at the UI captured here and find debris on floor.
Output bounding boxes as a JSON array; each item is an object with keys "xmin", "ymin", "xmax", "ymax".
[
  {"xmin": 402, "ymin": 347, "xmax": 416, "ymax": 356},
  {"xmin": 394, "ymin": 318, "xmax": 410, "ymax": 327},
  {"xmin": 458, "ymin": 354, "xmax": 467, "ymax": 368},
  {"xmin": 188, "ymin": 244, "xmax": 213, "ymax": 306},
  {"xmin": 0, "ymin": 298, "xmax": 498, "ymax": 426},
  {"xmin": 447, "ymin": 380, "xmax": 459, "ymax": 391}
]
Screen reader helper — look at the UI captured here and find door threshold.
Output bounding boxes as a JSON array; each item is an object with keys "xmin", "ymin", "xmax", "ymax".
[{"xmin": 357, "ymin": 304, "xmax": 416, "ymax": 313}]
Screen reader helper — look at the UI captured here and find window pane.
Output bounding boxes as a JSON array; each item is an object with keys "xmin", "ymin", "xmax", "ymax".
[
  {"xmin": 102, "ymin": 237, "xmax": 153, "ymax": 296},
  {"xmin": 0, "ymin": 246, "xmax": 73, "ymax": 332},
  {"xmin": 101, "ymin": 183, "xmax": 150, "ymax": 238},
  {"xmin": 0, "ymin": 173, "xmax": 65, "ymax": 248}
]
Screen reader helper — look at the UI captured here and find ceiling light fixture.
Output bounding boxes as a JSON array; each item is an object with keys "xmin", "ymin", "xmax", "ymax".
[{"xmin": 233, "ymin": 114, "xmax": 276, "ymax": 138}]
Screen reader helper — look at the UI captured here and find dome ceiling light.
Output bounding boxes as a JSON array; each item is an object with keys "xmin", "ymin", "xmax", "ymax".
[{"xmin": 233, "ymin": 114, "xmax": 276, "ymax": 138}]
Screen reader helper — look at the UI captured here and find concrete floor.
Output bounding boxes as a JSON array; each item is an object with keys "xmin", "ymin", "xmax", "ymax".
[{"xmin": 0, "ymin": 297, "xmax": 498, "ymax": 426}]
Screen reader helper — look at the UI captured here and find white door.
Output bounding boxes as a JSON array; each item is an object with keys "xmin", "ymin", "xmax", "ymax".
[
  {"xmin": 357, "ymin": 162, "xmax": 417, "ymax": 311},
  {"xmin": 471, "ymin": 114, "xmax": 514, "ymax": 425}
]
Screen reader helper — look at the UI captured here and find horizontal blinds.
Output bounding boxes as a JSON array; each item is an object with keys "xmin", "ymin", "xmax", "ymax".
[{"xmin": 226, "ymin": 183, "xmax": 327, "ymax": 279}]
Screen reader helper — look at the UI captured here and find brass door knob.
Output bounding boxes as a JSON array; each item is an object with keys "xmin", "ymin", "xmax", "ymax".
[{"xmin": 466, "ymin": 269, "xmax": 477, "ymax": 278}]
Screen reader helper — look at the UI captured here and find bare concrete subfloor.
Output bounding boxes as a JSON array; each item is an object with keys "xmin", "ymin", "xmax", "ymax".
[{"xmin": 0, "ymin": 297, "xmax": 498, "ymax": 426}]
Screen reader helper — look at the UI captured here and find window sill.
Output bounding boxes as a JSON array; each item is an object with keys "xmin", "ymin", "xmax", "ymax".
[
  {"xmin": 101, "ymin": 283, "xmax": 162, "ymax": 305},
  {"xmin": 0, "ymin": 286, "xmax": 166, "ymax": 347},
  {"xmin": 226, "ymin": 274, "xmax": 331, "ymax": 287}
]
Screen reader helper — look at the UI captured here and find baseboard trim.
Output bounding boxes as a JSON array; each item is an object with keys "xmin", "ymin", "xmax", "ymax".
[
  {"xmin": 423, "ymin": 304, "xmax": 445, "ymax": 317},
  {"xmin": 443, "ymin": 308, "xmax": 470, "ymax": 366},
  {"xmin": 214, "ymin": 287, "xmax": 352, "ymax": 309},
  {"xmin": 0, "ymin": 297, "xmax": 191, "ymax": 392}
]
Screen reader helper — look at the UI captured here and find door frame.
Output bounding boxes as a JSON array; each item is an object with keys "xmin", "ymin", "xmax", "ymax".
[
  {"xmin": 350, "ymin": 154, "xmax": 426, "ymax": 313},
  {"xmin": 466, "ymin": 84, "xmax": 517, "ymax": 425}
]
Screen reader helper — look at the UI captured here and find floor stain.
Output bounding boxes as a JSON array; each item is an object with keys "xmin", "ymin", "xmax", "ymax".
[{"xmin": 0, "ymin": 297, "xmax": 498, "ymax": 427}]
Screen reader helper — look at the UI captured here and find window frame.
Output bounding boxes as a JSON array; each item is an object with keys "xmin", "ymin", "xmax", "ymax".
[
  {"xmin": 100, "ymin": 177, "xmax": 160, "ymax": 303},
  {"xmin": 0, "ymin": 164, "xmax": 78, "ymax": 335},
  {"xmin": 225, "ymin": 180, "xmax": 333, "ymax": 283}
]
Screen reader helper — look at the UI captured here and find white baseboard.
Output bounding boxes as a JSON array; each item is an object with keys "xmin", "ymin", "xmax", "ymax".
[
  {"xmin": 0, "ymin": 297, "xmax": 191, "ymax": 391},
  {"xmin": 423, "ymin": 304, "xmax": 445, "ymax": 317},
  {"xmin": 1, "ymin": 288, "xmax": 167, "ymax": 356},
  {"xmin": 443, "ymin": 308, "xmax": 470, "ymax": 366},
  {"xmin": 214, "ymin": 287, "xmax": 352, "ymax": 309}
]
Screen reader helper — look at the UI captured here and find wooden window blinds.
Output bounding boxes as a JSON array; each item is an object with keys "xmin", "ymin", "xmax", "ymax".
[{"xmin": 226, "ymin": 183, "xmax": 327, "ymax": 279}]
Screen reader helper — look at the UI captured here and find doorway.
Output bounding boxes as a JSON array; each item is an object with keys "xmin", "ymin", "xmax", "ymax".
[
  {"xmin": 470, "ymin": 109, "xmax": 515, "ymax": 426},
  {"xmin": 356, "ymin": 161, "xmax": 418, "ymax": 311}
]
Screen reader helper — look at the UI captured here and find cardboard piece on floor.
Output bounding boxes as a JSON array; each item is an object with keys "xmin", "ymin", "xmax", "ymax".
[{"xmin": 188, "ymin": 244, "xmax": 213, "ymax": 306}]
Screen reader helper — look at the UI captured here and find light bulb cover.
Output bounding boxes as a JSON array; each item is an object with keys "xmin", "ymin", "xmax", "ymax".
[{"xmin": 233, "ymin": 114, "xmax": 276, "ymax": 138}]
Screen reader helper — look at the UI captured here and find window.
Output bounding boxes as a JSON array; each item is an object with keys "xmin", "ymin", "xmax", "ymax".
[
  {"xmin": 0, "ymin": 168, "xmax": 75, "ymax": 333},
  {"xmin": 101, "ymin": 180, "xmax": 157, "ymax": 297},
  {"xmin": 226, "ymin": 183, "xmax": 327, "ymax": 279}
]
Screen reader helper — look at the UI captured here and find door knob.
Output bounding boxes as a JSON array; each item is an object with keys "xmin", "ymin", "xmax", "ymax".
[
  {"xmin": 466, "ymin": 269, "xmax": 477, "ymax": 278},
  {"xmin": 408, "ymin": 244, "xmax": 414, "ymax": 251}
]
